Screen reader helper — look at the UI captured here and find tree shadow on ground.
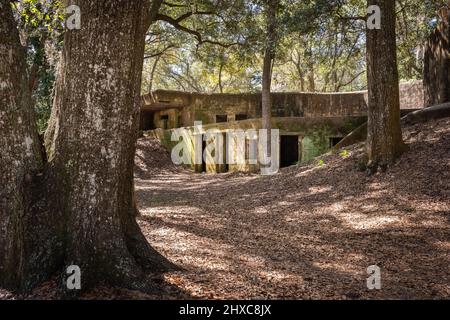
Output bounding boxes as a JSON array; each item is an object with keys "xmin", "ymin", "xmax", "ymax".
[{"xmin": 135, "ymin": 120, "xmax": 450, "ymax": 299}]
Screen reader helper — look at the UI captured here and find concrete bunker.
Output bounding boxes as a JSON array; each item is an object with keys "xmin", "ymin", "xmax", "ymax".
[{"xmin": 142, "ymin": 81, "xmax": 423, "ymax": 174}]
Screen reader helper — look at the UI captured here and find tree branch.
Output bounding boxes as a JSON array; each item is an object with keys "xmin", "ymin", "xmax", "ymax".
[{"xmin": 156, "ymin": 13, "xmax": 240, "ymax": 48}]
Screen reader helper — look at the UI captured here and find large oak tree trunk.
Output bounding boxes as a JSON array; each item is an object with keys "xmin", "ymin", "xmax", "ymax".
[
  {"xmin": 423, "ymin": 8, "xmax": 450, "ymax": 107},
  {"xmin": 45, "ymin": 0, "xmax": 172, "ymax": 290},
  {"xmin": 1, "ymin": 0, "xmax": 172, "ymax": 293},
  {"xmin": 366, "ymin": 0, "xmax": 405, "ymax": 168},
  {"xmin": 0, "ymin": 0, "xmax": 51, "ymax": 288}
]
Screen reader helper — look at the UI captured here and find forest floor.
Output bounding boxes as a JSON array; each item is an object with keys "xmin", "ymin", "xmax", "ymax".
[{"xmin": 1, "ymin": 118, "xmax": 449, "ymax": 300}]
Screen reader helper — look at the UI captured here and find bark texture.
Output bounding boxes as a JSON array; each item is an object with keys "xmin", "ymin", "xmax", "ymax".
[
  {"xmin": 0, "ymin": 0, "xmax": 63, "ymax": 291},
  {"xmin": 45, "ymin": 0, "xmax": 173, "ymax": 290},
  {"xmin": 424, "ymin": 8, "xmax": 450, "ymax": 107},
  {"xmin": 1, "ymin": 0, "xmax": 172, "ymax": 293},
  {"xmin": 366, "ymin": 0, "xmax": 405, "ymax": 167},
  {"xmin": 0, "ymin": 0, "xmax": 45, "ymax": 289}
]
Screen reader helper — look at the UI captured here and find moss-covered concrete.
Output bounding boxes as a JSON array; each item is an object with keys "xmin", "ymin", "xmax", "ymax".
[{"xmin": 145, "ymin": 116, "xmax": 365, "ymax": 173}]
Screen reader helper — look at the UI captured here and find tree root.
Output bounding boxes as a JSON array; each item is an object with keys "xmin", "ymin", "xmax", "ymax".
[{"xmin": 124, "ymin": 218, "xmax": 181, "ymax": 273}]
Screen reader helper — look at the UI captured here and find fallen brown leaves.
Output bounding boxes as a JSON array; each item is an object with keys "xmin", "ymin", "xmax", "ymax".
[{"xmin": 2, "ymin": 118, "xmax": 449, "ymax": 300}]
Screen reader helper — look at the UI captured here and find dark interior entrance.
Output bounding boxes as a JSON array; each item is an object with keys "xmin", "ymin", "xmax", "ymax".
[
  {"xmin": 280, "ymin": 135, "xmax": 299, "ymax": 168},
  {"xmin": 140, "ymin": 111, "xmax": 155, "ymax": 131},
  {"xmin": 329, "ymin": 137, "xmax": 343, "ymax": 148},
  {"xmin": 201, "ymin": 138, "xmax": 207, "ymax": 173},
  {"xmin": 216, "ymin": 115, "xmax": 228, "ymax": 123},
  {"xmin": 160, "ymin": 115, "xmax": 169, "ymax": 129}
]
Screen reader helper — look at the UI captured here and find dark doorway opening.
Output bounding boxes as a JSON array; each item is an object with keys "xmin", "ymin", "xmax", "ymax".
[
  {"xmin": 216, "ymin": 115, "xmax": 228, "ymax": 123},
  {"xmin": 160, "ymin": 115, "xmax": 169, "ymax": 129},
  {"xmin": 140, "ymin": 111, "xmax": 155, "ymax": 131},
  {"xmin": 223, "ymin": 133, "xmax": 229, "ymax": 173},
  {"xmin": 329, "ymin": 137, "xmax": 343, "ymax": 148},
  {"xmin": 280, "ymin": 135, "xmax": 299, "ymax": 168},
  {"xmin": 201, "ymin": 138, "xmax": 207, "ymax": 173}
]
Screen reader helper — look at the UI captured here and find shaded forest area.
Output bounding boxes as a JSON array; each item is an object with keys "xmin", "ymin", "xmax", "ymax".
[{"xmin": 0, "ymin": 0, "xmax": 449, "ymax": 300}]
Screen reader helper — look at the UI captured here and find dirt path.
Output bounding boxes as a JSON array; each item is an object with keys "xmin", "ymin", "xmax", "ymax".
[{"xmin": 134, "ymin": 118, "xmax": 450, "ymax": 299}]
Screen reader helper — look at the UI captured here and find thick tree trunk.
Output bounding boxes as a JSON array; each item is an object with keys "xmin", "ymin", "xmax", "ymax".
[
  {"xmin": 1, "ymin": 0, "xmax": 172, "ymax": 293},
  {"xmin": 44, "ymin": 0, "xmax": 173, "ymax": 290},
  {"xmin": 423, "ymin": 8, "xmax": 450, "ymax": 107},
  {"xmin": 0, "ymin": 0, "xmax": 60, "ymax": 290},
  {"xmin": 366, "ymin": 0, "xmax": 405, "ymax": 168},
  {"xmin": 261, "ymin": 0, "xmax": 279, "ymax": 155}
]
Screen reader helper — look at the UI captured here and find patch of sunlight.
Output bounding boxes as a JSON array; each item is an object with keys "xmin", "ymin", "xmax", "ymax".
[
  {"xmin": 237, "ymin": 254, "xmax": 267, "ymax": 269},
  {"xmin": 312, "ymin": 261, "xmax": 361, "ymax": 275},
  {"xmin": 327, "ymin": 201, "xmax": 405, "ymax": 230},
  {"xmin": 254, "ymin": 207, "xmax": 269, "ymax": 214},
  {"xmin": 359, "ymin": 203, "xmax": 379, "ymax": 212},
  {"xmin": 420, "ymin": 216, "xmax": 449, "ymax": 228},
  {"xmin": 150, "ymin": 227, "xmax": 173, "ymax": 237},
  {"xmin": 183, "ymin": 257, "xmax": 232, "ymax": 272},
  {"xmin": 335, "ymin": 211, "xmax": 403, "ymax": 230},
  {"xmin": 259, "ymin": 270, "xmax": 300, "ymax": 282},
  {"xmin": 150, "ymin": 228, "xmax": 234, "ymax": 272},
  {"xmin": 277, "ymin": 201, "xmax": 295, "ymax": 206},
  {"xmin": 332, "ymin": 202, "xmax": 345, "ymax": 212},
  {"xmin": 414, "ymin": 201, "xmax": 450, "ymax": 212},
  {"xmin": 308, "ymin": 186, "xmax": 333, "ymax": 194},
  {"xmin": 433, "ymin": 241, "xmax": 450, "ymax": 250},
  {"xmin": 295, "ymin": 166, "xmax": 322, "ymax": 178},
  {"xmin": 141, "ymin": 205, "xmax": 203, "ymax": 216}
]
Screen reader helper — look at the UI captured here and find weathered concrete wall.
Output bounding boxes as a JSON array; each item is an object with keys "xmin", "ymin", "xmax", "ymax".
[
  {"xmin": 190, "ymin": 93, "xmax": 261, "ymax": 125},
  {"xmin": 152, "ymin": 108, "xmax": 181, "ymax": 129},
  {"xmin": 143, "ymin": 81, "xmax": 423, "ymax": 129},
  {"xmin": 143, "ymin": 90, "xmax": 368, "ymax": 127},
  {"xmin": 149, "ymin": 116, "xmax": 366, "ymax": 173},
  {"xmin": 142, "ymin": 82, "xmax": 424, "ymax": 172}
]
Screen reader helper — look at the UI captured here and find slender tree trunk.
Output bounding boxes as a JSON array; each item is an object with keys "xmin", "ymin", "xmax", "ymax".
[
  {"xmin": 148, "ymin": 54, "xmax": 161, "ymax": 93},
  {"xmin": 307, "ymin": 62, "xmax": 315, "ymax": 92},
  {"xmin": 218, "ymin": 60, "xmax": 224, "ymax": 94},
  {"xmin": 261, "ymin": 0, "xmax": 279, "ymax": 155},
  {"xmin": 366, "ymin": 0, "xmax": 405, "ymax": 169},
  {"xmin": 262, "ymin": 50, "xmax": 272, "ymax": 131},
  {"xmin": 292, "ymin": 53, "xmax": 305, "ymax": 91},
  {"xmin": 424, "ymin": 7, "xmax": 449, "ymax": 107}
]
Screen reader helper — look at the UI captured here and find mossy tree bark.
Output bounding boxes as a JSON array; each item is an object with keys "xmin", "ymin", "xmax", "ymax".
[
  {"xmin": 0, "ymin": 0, "xmax": 46, "ymax": 289},
  {"xmin": 366, "ymin": 0, "xmax": 405, "ymax": 169},
  {"xmin": 1, "ymin": 0, "xmax": 172, "ymax": 293},
  {"xmin": 423, "ymin": 8, "xmax": 449, "ymax": 107}
]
